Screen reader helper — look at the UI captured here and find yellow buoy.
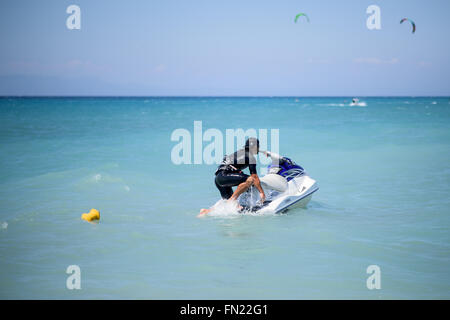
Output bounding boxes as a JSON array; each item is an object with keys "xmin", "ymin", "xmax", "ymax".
[{"xmin": 81, "ymin": 208, "xmax": 100, "ymax": 222}]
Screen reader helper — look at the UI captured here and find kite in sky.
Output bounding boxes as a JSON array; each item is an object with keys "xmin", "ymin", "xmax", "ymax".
[
  {"xmin": 400, "ymin": 18, "xmax": 416, "ymax": 33},
  {"xmin": 294, "ymin": 13, "xmax": 310, "ymax": 24}
]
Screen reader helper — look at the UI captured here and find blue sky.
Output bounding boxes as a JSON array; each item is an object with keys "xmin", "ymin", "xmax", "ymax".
[{"xmin": 0, "ymin": 0, "xmax": 449, "ymax": 96}]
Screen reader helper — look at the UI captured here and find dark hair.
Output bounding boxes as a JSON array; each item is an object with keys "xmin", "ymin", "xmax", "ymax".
[{"xmin": 245, "ymin": 137, "xmax": 259, "ymax": 152}]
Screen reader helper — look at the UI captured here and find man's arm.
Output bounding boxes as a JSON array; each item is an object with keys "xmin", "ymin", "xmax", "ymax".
[
  {"xmin": 248, "ymin": 157, "xmax": 265, "ymax": 202},
  {"xmin": 251, "ymin": 173, "xmax": 265, "ymax": 203}
]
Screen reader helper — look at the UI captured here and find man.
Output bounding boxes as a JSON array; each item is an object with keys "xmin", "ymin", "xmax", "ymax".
[{"xmin": 198, "ymin": 137, "xmax": 265, "ymax": 216}]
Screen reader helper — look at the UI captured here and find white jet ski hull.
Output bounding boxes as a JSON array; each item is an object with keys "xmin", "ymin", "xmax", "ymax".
[{"xmin": 241, "ymin": 174, "xmax": 319, "ymax": 214}]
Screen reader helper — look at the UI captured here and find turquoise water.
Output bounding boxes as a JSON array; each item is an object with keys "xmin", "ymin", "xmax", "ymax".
[{"xmin": 0, "ymin": 97, "xmax": 449, "ymax": 299}]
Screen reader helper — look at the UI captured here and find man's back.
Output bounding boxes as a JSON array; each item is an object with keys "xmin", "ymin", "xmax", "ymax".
[{"xmin": 216, "ymin": 148, "xmax": 257, "ymax": 174}]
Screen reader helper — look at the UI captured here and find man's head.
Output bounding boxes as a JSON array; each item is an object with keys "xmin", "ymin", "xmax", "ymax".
[{"xmin": 245, "ymin": 137, "xmax": 259, "ymax": 154}]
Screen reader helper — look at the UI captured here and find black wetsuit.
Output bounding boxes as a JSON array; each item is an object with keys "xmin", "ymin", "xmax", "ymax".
[{"xmin": 214, "ymin": 148, "xmax": 257, "ymax": 199}]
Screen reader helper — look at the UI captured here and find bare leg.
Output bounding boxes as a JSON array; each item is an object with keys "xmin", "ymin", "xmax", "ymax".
[
  {"xmin": 229, "ymin": 176, "xmax": 254, "ymax": 201},
  {"xmin": 199, "ymin": 177, "xmax": 254, "ymax": 217},
  {"xmin": 197, "ymin": 208, "xmax": 211, "ymax": 218}
]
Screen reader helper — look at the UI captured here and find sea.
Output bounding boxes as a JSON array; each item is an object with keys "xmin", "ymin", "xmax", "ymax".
[{"xmin": 0, "ymin": 97, "xmax": 449, "ymax": 299}]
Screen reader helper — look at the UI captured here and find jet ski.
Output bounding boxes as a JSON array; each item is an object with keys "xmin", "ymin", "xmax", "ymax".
[
  {"xmin": 238, "ymin": 152, "xmax": 319, "ymax": 214},
  {"xmin": 349, "ymin": 98, "xmax": 366, "ymax": 107},
  {"xmin": 350, "ymin": 98, "xmax": 359, "ymax": 106}
]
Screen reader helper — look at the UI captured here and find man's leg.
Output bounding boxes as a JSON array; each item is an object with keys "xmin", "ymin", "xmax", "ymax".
[
  {"xmin": 198, "ymin": 174, "xmax": 235, "ymax": 217},
  {"xmin": 215, "ymin": 178, "xmax": 234, "ymax": 199},
  {"xmin": 229, "ymin": 176, "xmax": 254, "ymax": 201},
  {"xmin": 215, "ymin": 172, "xmax": 253, "ymax": 201},
  {"xmin": 198, "ymin": 208, "xmax": 211, "ymax": 217}
]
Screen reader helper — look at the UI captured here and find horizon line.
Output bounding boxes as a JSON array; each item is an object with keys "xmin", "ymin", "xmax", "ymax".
[{"xmin": 1, "ymin": 95, "xmax": 449, "ymax": 98}]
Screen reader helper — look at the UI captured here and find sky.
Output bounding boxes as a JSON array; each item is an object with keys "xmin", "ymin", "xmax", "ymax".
[{"xmin": 0, "ymin": 0, "xmax": 449, "ymax": 96}]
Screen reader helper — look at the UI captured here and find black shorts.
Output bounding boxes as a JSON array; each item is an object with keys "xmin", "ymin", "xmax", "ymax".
[{"xmin": 215, "ymin": 170, "xmax": 249, "ymax": 199}]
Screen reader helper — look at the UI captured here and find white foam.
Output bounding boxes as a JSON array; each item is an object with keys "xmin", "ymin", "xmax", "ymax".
[
  {"xmin": 90, "ymin": 173, "xmax": 124, "ymax": 184},
  {"xmin": 206, "ymin": 198, "xmax": 277, "ymax": 218},
  {"xmin": 207, "ymin": 199, "xmax": 241, "ymax": 218},
  {"xmin": 1, "ymin": 222, "xmax": 7, "ymax": 230},
  {"xmin": 349, "ymin": 102, "xmax": 367, "ymax": 107},
  {"xmin": 319, "ymin": 103, "xmax": 346, "ymax": 107},
  {"xmin": 319, "ymin": 102, "xmax": 367, "ymax": 107}
]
